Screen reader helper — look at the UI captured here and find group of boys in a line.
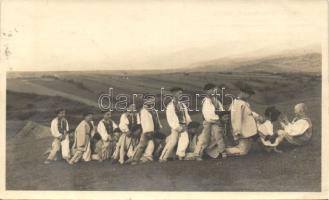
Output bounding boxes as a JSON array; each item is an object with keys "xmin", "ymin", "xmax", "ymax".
[{"xmin": 44, "ymin": 83, "xmax": 313, "ymax": 165}]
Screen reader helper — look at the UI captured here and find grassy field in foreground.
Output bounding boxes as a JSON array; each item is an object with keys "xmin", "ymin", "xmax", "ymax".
[{"xmin": 6, "ymin": 71, "xmax": 321, "ymax": 191}]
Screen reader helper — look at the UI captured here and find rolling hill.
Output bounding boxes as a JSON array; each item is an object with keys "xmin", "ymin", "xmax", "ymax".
[{"xmin": 189, "ymin": 52, "xmax": 321, "ymax": 74}]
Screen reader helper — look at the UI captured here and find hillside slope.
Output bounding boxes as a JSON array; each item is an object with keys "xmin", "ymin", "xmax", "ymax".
[{"xmin": 191, "ymin": 53, "xmax": 321, "ymax": 73}]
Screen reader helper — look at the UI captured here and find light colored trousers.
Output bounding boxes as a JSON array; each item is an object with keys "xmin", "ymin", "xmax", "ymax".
[
  {"xmin": 113, "ymin": 134, "xmax": 154, "ymax": 164},
  {"xmin": 160, "ymin": 129, "xmax": 188, "ymax": 160},
  {"xmin": 70, "ymin": 139, "xmax": 92, "ymax": 163},
  {"xmin": 47, "ymin": 135, "xmax": 70, "ymax": 160},
  {"xmin": 92, "ymin": 140, "xmax": 116, "ymax": 161},
  {"xmin": 194, "ymin": 121, "xmax": 225, "ymax": 158},
  {"xmin": 225, "ymin": 138, "xmax": 253, "ymax": 156},
  {"xmin": 276, "ymin": 129, "xmax": 308, "ymax": 146},
  {"xmin": 176, "ymin": 131, "xmax": 189, "ymax": 157},
  {"xmin": 133, "ymin": 132, "xmax": 155, "ymax": 162}
]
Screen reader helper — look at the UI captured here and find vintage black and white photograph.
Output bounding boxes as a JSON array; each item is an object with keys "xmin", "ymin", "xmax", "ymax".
[{"xmin": 0, "ymin": 0, "xmax": 328, "ymax": 199}]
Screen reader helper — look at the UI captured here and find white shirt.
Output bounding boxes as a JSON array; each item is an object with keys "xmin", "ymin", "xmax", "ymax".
[
  {"xmin": 51, "ymin": 117, "xmax": 69, "ymax": 138},
  {"xmin": 202, "ymin": 97, "xmax": 224, "ymax": 122},
  {"xmin": 282, "ymin": 119, "xmax": 310, "ymax": 136},
  {"xmin": 257, "ymin": 120, "xmax": 274, "ymax": 136},
  {"xmin": 258, "ymin": 120, "xmax": 281, "ymax": 147},
  {"xmin": 119, "ymin": 113, "xmax": 141, "ymax": 133},
  {"xmin": 97, "ymin": 119, "xmax": 118, "ymax": 141},
  {"xmin": 166, "ymin": 100, "xmax": 192, "ymax": 130},
  {"xmin": 230, "ymin": 99, "xmax": 257, "ymax": 138},
  {"xmin": 140, "ymin": 107, "xmax": 162, "ymax": 133}
]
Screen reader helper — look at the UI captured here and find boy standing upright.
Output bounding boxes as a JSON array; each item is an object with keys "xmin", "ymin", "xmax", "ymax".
[
  {"xmin": 159, "ymin": 87, "xmax": 191, "ymax": 162},
  {"xmin": 131, "ymin": 97, "xmax": 162, "ymax": 165},
  {"xmin": 193, "ymin": 83, "xmax": 226, "ymax": 160}
]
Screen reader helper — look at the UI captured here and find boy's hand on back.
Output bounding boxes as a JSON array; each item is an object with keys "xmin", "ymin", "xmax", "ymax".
[
  {"xmin": 221, "ymin": 115, "xmax": 230, "ymax": 123},
  {"xmin": 234, "ymin": 132, "xmax": 242, "ymax": 140},
  {"xmin": 175, "ymin": 126, "xmax": 184, "ymax": 133},
  {"xmin": 253, "ymin": 115, "xmax": 265, "ymax": 123},
  {"xmin": 279, "ymin": 114, "xmax": 289, "ymax": 124},
  {"xmin": 126, "ymin": 131, "xmax": 132, "ymax": 137}
]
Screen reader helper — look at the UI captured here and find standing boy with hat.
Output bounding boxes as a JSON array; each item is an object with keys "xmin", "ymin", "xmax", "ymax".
[
  {"xmin": 131, "ymin": 97, "xmax": 162, "ymax": 165},
  {"xmin": 193, "ymin": 83, "xmax": 226, "ymax": 160},
  {"xmin": 225, "ymin": 82, "xmax": 258, "ymax": 156},
  {"xmin": 44, "ymin": 108, "xmax": 70, "ymax": 164},
  {"xmin": 159, "ymin": 87, "xmax": 191, "ymax": 162}
]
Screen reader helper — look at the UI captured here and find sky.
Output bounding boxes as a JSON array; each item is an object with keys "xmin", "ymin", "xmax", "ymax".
[{"xmin": 0, "ymin": 0, "xmax": 326, "ymax": 71}]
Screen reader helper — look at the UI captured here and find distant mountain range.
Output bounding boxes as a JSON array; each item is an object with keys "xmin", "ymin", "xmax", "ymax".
[
  {"xmin": 189, "ymin": 52, "xmax": 321, "ymax": 74},
  {"xmin": 7, "ymin": 51, "xmax": 321, "ymax": 78}
]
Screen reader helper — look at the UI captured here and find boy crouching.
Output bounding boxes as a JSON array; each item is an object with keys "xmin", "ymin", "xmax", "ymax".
[
  {"xmin": 69, "ymin": 112, "xmax": 95, "ymax": 164},
  {"xmin": 112, "ymin": 104, "xmax": 149, "ymax": 164},
  {"xmin": 44, "ymin": 108, "xmax": 70, "ymax": 164},
  {"xmin": 91, "ymin": 110, "xmax": 120, "ymax": 161},
  {"xmin": 254, "ymin": 106, "xmax": 283, "ymax": 153}
]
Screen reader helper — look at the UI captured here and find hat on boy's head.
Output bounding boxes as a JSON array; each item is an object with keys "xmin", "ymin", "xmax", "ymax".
[
  {"xmin": 170, "ymin": 87, "xmax": 183, "ymax": 93},
  {"xmin": 83, "ymin": 111, "xmax": 94, "ymax": 117},
  {"xmin": 264, "ymin": 106, "xmax": 281, "ymax": 122},
  {"xmin": 218, "ymin": 83, "xmax": 228, "ymax": 89},
  {"xmin": 144, "ymin": 99, "xmax": 155, "ymax": 105},
  {"xmin": 236, "ymin": 82, "xmax": 255, "ymax": 95},
  {"xmin": 143, "ymin": 94, "xmax": 156, "ymax": 105},
  {"xmin": 188, "ymin": 121, "xmax": 201, "ymax": 129},
  {"xmin": 127, "ymin": 104, "xmax": 136, "ymax": 112},
  {"xmin": 55, "ymin": 108, "xmax": 66, "ymax": 114},
  {"xmin": 101, "ymin": 109, "xmax": 111, "ymax": 114},
  {"xmin": 204, "ymin": 83, "xmax": 216, "ymax": 91}
]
